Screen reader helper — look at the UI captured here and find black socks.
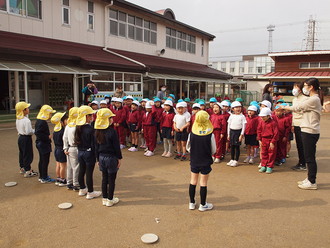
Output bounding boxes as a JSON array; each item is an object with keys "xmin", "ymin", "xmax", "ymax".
[
  {"xmin": 189, "ymin": 184, "xmax": 196, "ymax": 203},
  {"xmin": 200, "ymin": 186, "xmax": 207, "ymax": 206}
]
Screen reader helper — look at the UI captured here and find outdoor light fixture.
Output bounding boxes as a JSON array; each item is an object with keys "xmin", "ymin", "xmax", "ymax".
[{"xmin": 156, "ymin": 49, "xmax": 165, "ymax": 56}]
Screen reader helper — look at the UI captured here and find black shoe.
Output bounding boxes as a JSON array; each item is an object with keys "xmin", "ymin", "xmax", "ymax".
[
  {"xmin": 181, "ymin": 155, "xmax": 187, "ymax": 161},
  {"xmin": 174, "ymin": 154, "xmax": 181, "ymax": 160},
  {"xmin": 220, "ymin": 154, "xmax": 225, "ymax": 160},
  {"xmin": 292, "ymin": 164, "xmax": 307, "ymax": 171},
  {"xmin": 67, "ymin": 184, "xmax": 73, "ymax": 190},
  {"xmin": 275, "ymin": 159, "xmax": 282, "ymax": 166},
  {"xmin": 73, "ymin": 186, "xmax": 80, "ymax": 191}
]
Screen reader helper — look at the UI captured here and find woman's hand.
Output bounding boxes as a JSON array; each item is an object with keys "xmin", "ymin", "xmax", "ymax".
[{"xmin": 117, "ymin": 159, "xmax": 121, "ymax": 168}]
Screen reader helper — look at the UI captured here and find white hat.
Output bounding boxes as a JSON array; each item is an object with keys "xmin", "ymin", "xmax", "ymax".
[
  {"xmin": 215, "ymin": 102, "xmax": 223, "ymax": 109},
  {"xmin": 260, "ymin": 100, "xmax": 271, "ymax": 109},
  {"xmin": 221, "ymin": 101, "xmax": 230, "ymax": 107},
  {"xmin": 111, "ymin": 97, "xmax": 117, "ymax": 102},
  {"xmin": 192, "ymin": 103, "xmax": 201, "ymax": 109},
  {"xmin": 132, "ymin": 100, "xmax": 140, "ymax": 106},
  {"xmin": 100, "ymin": 100, "xmax": 107, "ymax": 105},
  {"xmin": 259, "ymin": 107, "xmax": 272, "ymax": 117},
  {"xmin": 164, "ymin": 100, "xmax": 173, "ymax": 107},
  {"xmin": 91, "ymin": 100, "xmax": 99, "ymax": 106},
  {"xmin": 146, "ymin": 102, "xmax": 152, "ymax": 109},
  {"xmin": 231, "ymin": 101, "xmax": 241, "ymax": 108},
  {"xmin": 141, "ymin": 99, "xmax": 148, "ymax": 102},
  {"xmin": 176, "ymin": 102, "xmax": 185, "ymax": 108},
  {"xmin": 126, "ymin": 95, "xmax": 134, "ymax": 100},
  {"xmin": 182, "ymin": 102, "xmax": 187, "ymax": 107},
  {"xmin": 115, "ymin": 98, "xmax": 123, "ymax": 103},
  {"xmin": 248, "ymin": 105, "xmax": 258, "ymax": 112}
]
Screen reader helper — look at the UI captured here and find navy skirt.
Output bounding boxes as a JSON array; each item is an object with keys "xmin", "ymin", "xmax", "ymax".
[
  {"xmin": 162, "ymin": 127, "xmax": 174, "ymax": 139},
  {"xmin": 230, "ymin": 129, "xmax": 242, "ymax": 146}
]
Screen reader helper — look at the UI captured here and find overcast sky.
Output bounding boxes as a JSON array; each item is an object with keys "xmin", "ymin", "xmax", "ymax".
[{"xmin": 129, "ymin": 0, "xmax": 330, "ymax": 61}]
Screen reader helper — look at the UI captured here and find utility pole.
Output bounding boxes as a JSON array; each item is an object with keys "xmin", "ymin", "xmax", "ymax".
[
  {"xmin": 304, "ymin": 15, "xmax": 317, "ymax": 51},
  {"xmin": 267, "ymin": 24, "xmax": 275, "ymax": 53}
]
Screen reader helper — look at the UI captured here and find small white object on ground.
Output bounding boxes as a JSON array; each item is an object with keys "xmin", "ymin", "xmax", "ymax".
[
  {"xmin": 141, "ymin": 233, "xmax": 158, "ymax": 244},
  {"xmin": 155, "ymin": 218, "xmax": 160, "ymax": 223},
  {"xmin": 5, "ymin": 182, "xmax": 17, "ymax": 187},
  {"xmin": 58, "ymin": 203, "xmax": 73, "ymax": 210}
]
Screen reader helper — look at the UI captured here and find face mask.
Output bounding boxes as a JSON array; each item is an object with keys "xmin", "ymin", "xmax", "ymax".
[
  {"xmin": 162, "ymin": 88, "xmax": 166, "ymax": 91},
  {"xmin": 105, "ymin": 99, "xmax": 109, "ymax": 103},
  {"xmin": 303, "ymin": 87, "xmax": 310, "ymax": 96},
  {"xmin": 292, "ymin": 89, "xmax": 299, "ymax": 97}
]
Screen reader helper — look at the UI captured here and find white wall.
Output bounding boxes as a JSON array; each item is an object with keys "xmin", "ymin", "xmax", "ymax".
[{"xmin": 0, "ymin": 0, "xmax": 209, "ymax": 65}]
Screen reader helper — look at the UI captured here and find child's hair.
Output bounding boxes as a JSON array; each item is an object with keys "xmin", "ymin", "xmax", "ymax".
[
  {"xmin": 138, "ymin": 105, "xmax": 144, "ymax": 113},
  {"xmin": 166, "ymin": 105, "xmax": 175, "ymax": 114},
  {"xmin": 293, "ymin": 81, "xmax": 304, "ymax": 91},
  {"xmin": 304, "ymin": 77, "xmax": 323, "ymax": 105},
  {"xmin": 61, "ymin": 113, "xmax": 68, "ymax": 122},
  {"xmin": 74, "ymin": 126, "xmax": 83, "ymax": 146},
  {"xmin": 95, "ymin": 129, "xmax": 106, "ymax": 144}
]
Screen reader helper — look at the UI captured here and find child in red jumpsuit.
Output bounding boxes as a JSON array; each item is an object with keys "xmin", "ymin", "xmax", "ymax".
[
  {"xmin": 113, "ymin": 98, "xmax": 127, "ymax": 150},
  {"xmin": 243, "ymin": 105, "xmax": 259, "ymax": 164},
  {"xmin": 210, "ymin": 102, "xmax": 226, "ymax": 163},
  {"xmin": 257, "ymin": 108, "xmax": 279, "ymax": 174},
  {"xmin": 141, "ymin": 101, "xmax": 158, "ymax": 157},
  {"xmin": 160, "ymin": 100, "xmax": 175, "ymax": 157}
]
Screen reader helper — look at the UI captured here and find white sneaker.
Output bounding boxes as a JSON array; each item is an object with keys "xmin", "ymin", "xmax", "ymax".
[
  {"xmin": 243, "ymin": 157, "xmax": 250, "ymax": 163},
  {"xmin": 120, "ymin": 144, "xmax": 126, "ymax": 149},
  {"xmin": 106, "ymin": 197, "xmax": 120, "ymax": 207},
  {"xmin": 230, "ymin": 160, "xmax": 238, "ymax": 167},
  {"xmin": 198, "ymin": 202, "xmax": 213, "ymax": 212},
  {"xmin": 298, "ymin": 180, "xmax": 317, "ymax": 190},
  {"xmin": 144, "ymin": 147, "xmax": 149, "ymax": 152},
  {"xmin": 162, "ymin": 151, "xmax": 168, "ymax": 157},
  {"xmin": 189, "ymin": 202, "xmax": 196, "ymax": 210},
  {"xmin": 258, "ymin": 163, "xmax": 262, "ymax": 168},
  {"xmin": 214, "ymin": 158, "xmax": 221, "ymax": 163},
  {"xmin": 227, "ymin": 160, "xmax": 234, "ymax": 166},
  {"xmin": 78, "ymin": 187, "xmax": 87, "ymax": 196},
  {"xmin": 128, "ymin": 147, "xmax": 134, "ymax": 151},
  {"xmin": 86, "ymin": 191, "xmax": 102, "ymax": 199},
  {"xmin": 212, "ymin": 157, "xmax": 216, "ymax": 162},
  {"xmin": 146, "ymin": 151, "xmax": 154, "ymax": 157},
  {"xmin": 249, "ymin": 158, "xmax": 254, "ymax": 164},
  {"xmin": 297, "ymin": 178, "xmax": 309, "ymax": 185},
  {"xmin": 102, "ymin": 198, "xmax": 107, "ymax": 206},
  {"xmin": 131, "ymin": 147, "xmax": 138, "ymax": 152}
]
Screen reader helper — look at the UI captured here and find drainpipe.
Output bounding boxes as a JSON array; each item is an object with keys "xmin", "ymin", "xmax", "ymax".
[{"xmin": 104, "ymin": 1, "xmax": 113, "ymax": 49}]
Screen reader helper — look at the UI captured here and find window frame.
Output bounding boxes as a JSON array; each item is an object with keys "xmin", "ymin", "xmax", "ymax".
[
  {"xmin": 1, "ymin": 0, "xmax": 42, "ymax": 20},
  {"xmin": 166, "ymin": 27, "xmax": 196, "ymax": 54},
  {"xmin": 87, "ymin": 1, "xmax": 94, "ymax": 31},
  {"xmin": 62, "ymin": 0, "xmax": 70, "ymax": 26}
]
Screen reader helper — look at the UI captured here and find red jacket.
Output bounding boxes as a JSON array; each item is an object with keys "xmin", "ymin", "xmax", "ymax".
[
  {"xmin": 141, "ymin": 106, "xmax": 158, "ymax": 128},
  {"xmin": 276, "ymin": 114, "xmax": 291, "ymax": 138},
  {"xmin": 222, "ymin": 111, "xmax": 230, "ymax": 122},
  {"xmin": 187, "ymin": 105, "xmax": 192, "ymax": 115},
  {"xmin": 242, "ymin": 107, "xmax": 247, "ymax": 116},
  {"xmin": 245, "ymin": 115, "xmax": 259, "ymax": 135},
  {"xmin": 107, "ymin": 104, "xmax": 114, "ymax": 112},
  {"xmin": 128, "ymin": 109, "xmax": 141, "ymax": 128},
  {"xmin": 160, "ymin": 112, "xmax": 175, "ymax": 130},
  {"xmin": 154, "ymin": 106, "xmax": 164, "ymax": 123},
  {"xmin": 113, "ymin": 107, "xmax": 126, "ymax": 125},
  {"xmin": 257, "ymin": 118, "xmax": 279, "ymax": 144},
  {"xmin": 210, "ymin": 114, "xmax": 226, "ymax": 134},
  {"xmin": 190, "ymin": 114, "xmax": 196, "ymax": 128},
  {"xmin": 124, "ymin": 105, "xmax": 131, "ymax": 122},
  {"xmin": 285, "ymin": 112, "xmax": 293, "ymax": 127},
  {"xmin": 206, "ymin": 108, "xmax": 213, "ymax": 116}
]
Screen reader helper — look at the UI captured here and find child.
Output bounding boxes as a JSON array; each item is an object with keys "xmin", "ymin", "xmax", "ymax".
[
  {"xmin": 75, "ymin": 106, "xmax": 101, "ymax": 199},
  {"xmin": 226, "ymin": 101, "xmax": 247, "ymax": 167},
  {"xmin": 15, "ymin": 102, "xmax": 37, "ymax": 177},
  {"xmin": 208, "ymin": 97, "xmax": 217, "ymax": 116},
  {"xmin": 284, "ymin": 104, "xmax": 293, "ymax": 158},
  {"xmin": 185, "ymin": 98, "xmax": 192, "ymax": 114},
  {"xmin": 139, "ymin": 99, "xmax": 147, "ymax": 148},
  {"xmin": 243, "ymin": 105, "xmax": 259, "ymax": 164},
  {"xmin": 35, "ymin": 105, "xmax": 56, "ymax": 183},
  {"xmin": 51, "ymin": 112, "xmax": 68, "ymax": 186},
  {"xmin": 191, "ymin": 103, "xmax": 201, "ymax": 128},
  {"xmin": 257, "ymin": 108, "xmax": 279, "ymax": 174},
  {"xmin": 154, "ymin": 98, "xmax": 164, "ymax": 145},
  {"xmin": 128, "ymin": 100, "xmax": 140, "ymax": 152},
  {"xmin": 160, "ymin": 100, "xmax": 175, "ymax": 157},
  {"xmin": 199, "ymin": 101, "xmax": 206, "ymax": 111},
  {"xmin": 103, "ymin": 94, "xmax": 112, "ymax": 110},
  {"xmin": 236, "ymin": 97, "xmax": 247, "ymax": 116},
  {"xmin": 100, "ymin": 100, "xmax": 107, "ymax": 109},
  {"xmin": 63, "ymin": 107, "xmax": 80, "ymax": 191},
  {"xmin": 221, "ymin": 101, "xmax": 231, "ymax": 157},
  {"xmin": 113, "ymin": 98, "xmax": 127, "ymax": 149},
  {"xmin": 94, "ymin": 108, "xmax": 122, "ymax": 207},
  {"xmin": 173, "ymin": 102, "xmax": 191, "ymax": 161},
  {"xmin": 124, "ymin": 96, "xmax": 134, "ymax": 147},
  {"xmin": 141, "ymin": 101, "xmax": 158, "ymax": 156},
  {"xmin": 210, "ymin": 102, "xmax": 226, "ymax": 163},
  {"xmin": 186, "ymin": 110, "xmax": 217, "ymax": 211},
  {"xmin": 274, "ymin": 104, "xmax": 291, "ymax": 166}
]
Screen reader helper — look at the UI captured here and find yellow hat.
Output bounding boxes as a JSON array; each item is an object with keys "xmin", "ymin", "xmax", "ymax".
[
  {"xmin": 51, "ymin": 112, "xmax": 66, "ymax": 132},
  {"xmin": 67, "ymin": 107, "xmax": 79, "ymax": 128},
  {"xmin": 15, "ymin": 102, "xmax": 31, "ymax": 119},
  {"xmin": 37, "ymin": 105, "xmax": 56, "ymax": 120},
  {"xmin": 94, "ymin": 108, "xmax": 116, "ymax": 129},
  {"xmin": 76, "ymin": 106, "xmax": 95, "ymax": 126},
  {"xmin": 192, "ymin": 110, "xmax": 213, "ymax": 136}
]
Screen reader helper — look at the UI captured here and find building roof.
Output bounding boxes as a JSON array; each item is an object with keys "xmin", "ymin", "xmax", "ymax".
[
  {"xmin": 269, "ymin": 50, "xmax": 330, "ymax": 57},
  {"xmin": 102, "ymin": 0, "xmax": 216, "ymax": 40},
  {"xmin": 262, "ymin": 71, "xmax": 330, "ymax": 79},
  {"xmin": 0, "ymin": 31, "xmax": 231, "ymax": 80}
]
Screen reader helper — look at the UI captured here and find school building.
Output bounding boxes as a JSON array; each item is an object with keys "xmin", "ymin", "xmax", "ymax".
[{"xmin": 0, "ymin": 0, "xmax": 233, "ymax": 111}]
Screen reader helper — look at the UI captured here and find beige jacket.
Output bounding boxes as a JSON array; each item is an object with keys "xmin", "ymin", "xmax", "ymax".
[
  {"xmin": 292, "ymin": 93, "xmax": 309, "ymax": 127},
  {"xmin": 290, "ymin": 94, "xmax": 321, "ymax": 134}
]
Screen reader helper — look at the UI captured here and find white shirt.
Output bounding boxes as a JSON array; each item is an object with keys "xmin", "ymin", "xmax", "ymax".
[
  {"xmin": 16, "ymin": 116, "xmax": 34, "ymax": 135},
  {"xmin": 227, "ymin": 113, "xmax": 247, "ymax": 135},
  {"xmin": 173, "ymin": 113, "xmax": 190, "ymax": 129},
  {"xmin": 63, "ymin": 125, "xmax": 76, "ymax": 151}
]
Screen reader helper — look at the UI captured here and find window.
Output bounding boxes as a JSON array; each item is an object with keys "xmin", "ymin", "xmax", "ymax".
[
  {"xmin": 257, "ymin": 67, "xmax": 263, "ymax": 73},
  {"xmin": 310, "ymin": 62, "xmax": 319, "ymax": 68},
  {"xmin": 87, "ymin": 1, "xmax": 94, "ymax": 30},
  {"xmin": 109, "ymin": 9, "xmax": 157, "ymax": 44},
  {"xmin": 248, "ymin": 67, "xmax": 254, "ymax": 73},
  {"xmin": 230, "ymin": 68, "xmax": 235, "ymax": 73},
  {"xmin": 166, "ymin": 27, "xmax": 196, "ymax": 54},
  {"xmin": 300, "ymin": 62, "xmax": 330, "ymax": 69},
  {"xmin": 62, "ymin": 0, "xmax": 70, "ymax": 25},
  {"xmin": 239, "ymin": 67, "xmax": 244, "ymax": 74},
  {"xmin": 3, "ymin": 0, "xmax": 42, "ymax": 19},
  {"xmin": 201, "ymin": 39, "xmax": 204, "ymax": 56}
]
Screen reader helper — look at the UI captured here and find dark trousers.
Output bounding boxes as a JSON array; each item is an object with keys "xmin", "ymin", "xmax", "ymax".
[
  {"xmin": 294, "ymin": 126, "xmax": 305, "ymax": 166},
  {"xmin": 102, "ymin": 171, "xmax": 117, "ymax": 200},
  {"xmin": 78, "ymin": 161, "xmax": 95, "ymax": 193},
  {"xmin": 18, "ymin": 135, "xmax": 33, "ymax": 171},
  {"xmin": 301, "ymin": 132, "xmax": 319, "ymax": 184},
  {"xmin": 38, "ymin": 152, "xmax": 50, "ymax": 179},
  {"xmin": 231, "ymin": 145, "xmax": 240, "ymax": 161},
  {"xmin": 156, "ymin": 122, "xmax": 162, "ymax": 142}
]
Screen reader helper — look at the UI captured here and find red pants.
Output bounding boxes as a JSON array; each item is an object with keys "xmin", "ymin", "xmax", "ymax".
[
  {"xmin": 276, "ymin": 135, "xmax": 286, "ymax": 160},
  {"xmin": 213, "ymin": 129, "xmax": 223, "ymax": 158},
  {"xmin": 261, "ymin": 138, "xmax": 277, "ymax": 168},
  {"xmin": 114, "ymin": 125, "xmax": 125, "ymax": 145},
  {"xmin": 144, "ymin": 125, "xmax": 157, "ymax": 152}
]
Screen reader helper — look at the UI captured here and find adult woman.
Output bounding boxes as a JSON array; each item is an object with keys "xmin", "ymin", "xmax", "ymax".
[
  {"xmin": 113, "ymin": 85, "xmax": 126, "ymax": 99},
  {"xmin": 82, "ymin": 81, "xmax": 98, "ymax": 105},
  {"xmin": 281, "ymin": 78, "xmax": 323, "ymax": 190},
  {"xmin": 262, "ymin": 84, "xmax": 273, "ymax": 106},
  {"xmin": 291, "ymin": 82, "xmax": 308, "ymax": 171},
  {"xmin": 157, "ymin": 84, "xmax": 166, "ymax": 100}
]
